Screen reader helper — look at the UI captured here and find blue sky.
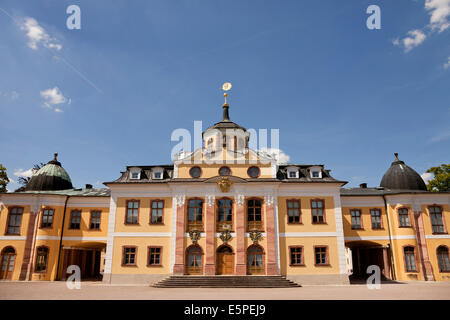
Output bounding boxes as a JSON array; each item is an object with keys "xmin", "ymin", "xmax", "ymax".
[{"xmin": 0, "ymin": 0, "xmax": 449, "ymax": 191}]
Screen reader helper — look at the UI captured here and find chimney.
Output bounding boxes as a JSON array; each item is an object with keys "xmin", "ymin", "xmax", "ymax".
[
  {"xmin": 360, "ymin": 183, "xmax": 367, "ymax": 189},
  {"xmin": 85, "ymin": 184, "xmax": 93, "ymax": 189}
]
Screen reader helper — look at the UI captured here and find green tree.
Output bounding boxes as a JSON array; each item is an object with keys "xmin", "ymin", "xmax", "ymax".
[
  {"xmin": 425, "ymin": 164, "xmax": 450, "ymax": 192},
  {"xmin": 0, "ymin": 164, "xmax": 9, "ymax": 193}
]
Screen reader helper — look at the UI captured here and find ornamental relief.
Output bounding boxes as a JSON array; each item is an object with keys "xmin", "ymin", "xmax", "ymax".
[
  {"xmin": 189, "ymin": 230, "xmax": 201, "ymax": 244},
  {"xmin": 249, "ymin": 230, "xmax": 263, "ymax": 244},
  {"xmin": 219, "ymin": 230, "xmax": 232, "ymax": 243},
  {"xmin": 234, "ymin": 194, "xmax": 244, "ymax": 207},
  {"xmin": 175, "ymin": 194, "xmax": 186, "ymax": 207},
  {"xmin": 217, "ymin": 177, "xmax": 232, "ymax": 193}
]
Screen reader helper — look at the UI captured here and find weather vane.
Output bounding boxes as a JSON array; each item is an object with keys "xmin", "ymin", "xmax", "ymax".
[{"xmin": 221, "ymin": 82, "xmax": 232, "ymax": 105}]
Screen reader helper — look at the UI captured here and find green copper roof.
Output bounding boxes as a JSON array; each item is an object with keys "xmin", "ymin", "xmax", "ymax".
[{"xmin": 33, "ymin": 163, "xmax": 72, "ymax": 182}]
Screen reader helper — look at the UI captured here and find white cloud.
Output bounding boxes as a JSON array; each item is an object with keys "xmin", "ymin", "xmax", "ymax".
[
  {"xmin": 425, "ymin": 0, "xmax": 450, "ymax": 32},
  {"xmin": 393, "ymin": 0, "xmax": 449, "ymax": 52},
  {"xmin": 19, "ymin": 17, "xmax": 62, "ymax": 51},
  {"xmin": 259, "ymin": 148, "xmax": 291, "ymax": 164},
  {"xmin": 40, "ymin": 87, "xmax": 68, "ymax": 112},
  {"xmin": 421, "ymin": 172, "xmax": 434, "ymax": 183},
  {"xmin": 394, "ymin": 29, "xmax": 427, "ymax": 52},
  {"xmin": 444, "ymin": 56, "xmax": 450, "ymax": 69},
  {"xmin": 13, "ymin": 168, "xmax": 35, "ymax": 178}
]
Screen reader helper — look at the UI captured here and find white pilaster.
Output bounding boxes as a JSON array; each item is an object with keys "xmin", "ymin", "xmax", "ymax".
[
  {"xmin": 103, "ymin": 194, "xmax": 117, "ymax": 282},
  {"xmin": 333, "ymin": 193, "xmax": 347, "ymax": 274}
]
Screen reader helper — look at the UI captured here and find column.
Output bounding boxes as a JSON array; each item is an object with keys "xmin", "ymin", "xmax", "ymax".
[
  {"xmin": 173, "ymin": 195, "xmax": 186, "ymax": 275},
  {"xmin": 235, "ymin": 194, "xmax": 246, "ymax": 275},
  {"xmin": 264, "ymin": 195, "xmax": 278, "ymax": 275},
  {"xmin": 413, "ymin": 210, "xmax": 435, "ymax": 281},
  {"xmin": 19, "ymin": 205, "xmax": 40, "ymax": 281},
  {"xmin": 204, "ymin": 195, "xmax": 216, "ymax": 275}
]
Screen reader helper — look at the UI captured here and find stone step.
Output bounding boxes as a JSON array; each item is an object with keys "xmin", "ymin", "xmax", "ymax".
[{"xmin": 152, "ymin": 275, "xmax": 301, "ymax": 288}]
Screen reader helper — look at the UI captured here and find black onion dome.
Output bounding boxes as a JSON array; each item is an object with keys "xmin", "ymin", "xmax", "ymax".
[
  {"xmin": 25, "ymin": 153, "xmax": 73, "ymax": 191},
  {"xmin": 380, "ymin": 153, "xmax": 427, "ymax": 191}
]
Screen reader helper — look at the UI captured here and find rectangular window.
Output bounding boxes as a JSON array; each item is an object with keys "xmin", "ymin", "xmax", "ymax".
[
  {"xmin": 370, "ymin": 209, "xmax": 382, "ymax": 229},
  {"xmin": 126, "ymin": 200, "xmax": 139, "ymax": 224},
  {"xmin": 350, "ymin": 209, "xmax": 362, "ymax": 229},
  {"xmin": 312, "ymin": 171, "xmax": 320, "ymax": 178},
  {"xmin": 247, "ymin": 199, "xmax": 262, "ymax": 231},
  {"xmin": 148, "ymin": 247, "xmax": 161, "ymax": 266},
  {"xmin": 90, "ymin": 211, "xmax": 101, "ymax": 230},
  {"xmin": 35, "ymin": 247, "xmax": 49, "ymax": 272},
  {"xmin": 41, "ymin": 209, "xmax": 54, "ymax": 228},
  {"xmin": 151, "ymin": 200, "xmax": 164, "ymax": 224},
  {"xmin": 429, "ymin": 206, "xmax": 445, "ymax": 234},
  {"xmin": 404, "ymin": 247, "xmax": 417, "ymax": 272},
  {"xmin": 131, "ymin": 172, "xmax": 139, "ymax": 179},
  {"xmin": 153, "ymin": 172, "xmax": 162, "ymax": 179},
  {"xmin": 311, "ymin": 200, "xmax": 325, "ymax": 224},
  {"xmin": 290, "ymin": 247, "xmax": 303, "ymax": 265},
  {"xmin": 70, "ymin": 210, "xmax": 81, "ymax": 229},
  {"xmin": 187, "ymin": 199, "xmax": 203, "ymax": 231},
  {"xmin": 287, "ymin": 200, "xmax": 301, "ymax": 224},
  {"xmin": 289, "ymin": 171, "xmax": 297, "ymax": 178},
  {"xmin": 122, "ymin": 247, "xmax": 137, "ymax": 266},
  {"xmin": 7, "ymin": 207, "xmax": 23, "ymax": 235},
  {"xmin": 398, "ymin": 208, "xmax": 410, "ymax": 227},
  {"xmin": 315, "ymin": 246, "xmax": 328, "ymax": 265}
]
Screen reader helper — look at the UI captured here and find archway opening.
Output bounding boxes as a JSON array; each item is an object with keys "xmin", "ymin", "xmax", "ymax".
[
  {"xmin": 247, "ymin": 244, "xmax": 264, "ymax": 275},
  {"xmin": 186, "ymin": 245, "xmax": 203, "ymax": 275},
  {"xmin": 216, "ymin": 245, "xmax": 234, "ymax": 275}
]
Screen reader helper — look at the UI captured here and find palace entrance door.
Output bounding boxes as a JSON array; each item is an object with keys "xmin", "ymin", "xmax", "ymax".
[{"xmin": 217, "ymin": 246, "xmax": 233, "ymax": 275}]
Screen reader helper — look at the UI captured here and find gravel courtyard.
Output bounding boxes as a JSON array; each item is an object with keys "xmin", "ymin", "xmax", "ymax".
[{"xmin": 0, "ymin": 281, "xmax": 449, "ymax": 300}]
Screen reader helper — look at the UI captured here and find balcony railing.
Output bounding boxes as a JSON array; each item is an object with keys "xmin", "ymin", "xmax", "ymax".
[
  {"xmin": 187, "ymin": 221, "xmax": 203, "ymax": 232},
  {"xmin": 247, "ymin": 220, "xmax": 263, "ymax": 231},
  {"xmin": 217, "ymin": 221, "xmax": 233, "ymax": 232}
]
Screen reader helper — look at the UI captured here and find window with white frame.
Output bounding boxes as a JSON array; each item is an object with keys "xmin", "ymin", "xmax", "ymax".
[
  {"xmin": 129, "ymin": 167, "xmax": 141, "ymax": 180},
  {"xmin": 152, "ymin": 167, "xmax": 164, "ymax": 180},
  {"xmin": 310, "ymin": 167, "xmax": 322, "ymax": 178},
  {"xmin": 286, "ymin": 166, "xmax": 299, "ymax": 179}
]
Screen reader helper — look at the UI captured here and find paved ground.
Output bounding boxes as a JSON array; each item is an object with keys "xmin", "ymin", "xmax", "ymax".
[{"xmin": 0, "ymin": 281, "xmax": 449, "ymax": 300}]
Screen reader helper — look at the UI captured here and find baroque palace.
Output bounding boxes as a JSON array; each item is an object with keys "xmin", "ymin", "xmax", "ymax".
[{"xmin": 0, "ymin": 98, "xmax": 449, "ymax": 285}]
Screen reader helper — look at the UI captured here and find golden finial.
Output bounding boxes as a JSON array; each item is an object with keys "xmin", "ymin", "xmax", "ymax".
[{"xmin": 221, "ymin": 82, "xmax": 232, "ymax": 106}]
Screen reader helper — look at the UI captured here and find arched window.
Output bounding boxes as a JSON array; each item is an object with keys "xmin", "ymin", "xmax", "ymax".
[
  {"xmin": 217, "ymin": 199, "xmax": 232, "ymax": 231},
  {"xmin": 186, "ymin": 246, "xmax": 203, "ymax": 275},
  {"xmin": 35, "ymin": 246, "xmax": 49, "ymax": 272},
  {"xmin": 187, "ymin": 199, "xmax": 203, "ymax": 231},
  {"xmin": 403, "ymin": 246, "xmax": 417, "ymax": 272},
  {"xmin": 437, "ymin": 246, "xmax": 450, "ymax": 272},
  {"xmin": 247, "ymin": 245, "xmax": 264, "ymax": 275},
  {"xmin": 247, "ymin": 199, "xmax": 262, "ymax": 231},
  {"xmin": 0, "ymin": 246, "xmax": 16, "ymax": 280}
]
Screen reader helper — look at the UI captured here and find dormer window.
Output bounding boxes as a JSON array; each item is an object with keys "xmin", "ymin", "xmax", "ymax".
[
  {"xmin": 152, "ymin": 167, "xmax": 164, "ymax": 180},
  {"xmin": 310, "ymin": 167, "xmax": 322, "ymax": 179},
  {"xmin": 286, "ymin": 166, "xmax": 299, "ymax": 179},
  {"xmin": 129, "ymin": 167, "xmax": 141, "ymax": 180}
]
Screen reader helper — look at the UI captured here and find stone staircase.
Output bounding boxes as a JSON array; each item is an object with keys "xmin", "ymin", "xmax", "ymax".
[{"xmin": 152, "ymin": 275, "xmax": 301, "ymax": 288}]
